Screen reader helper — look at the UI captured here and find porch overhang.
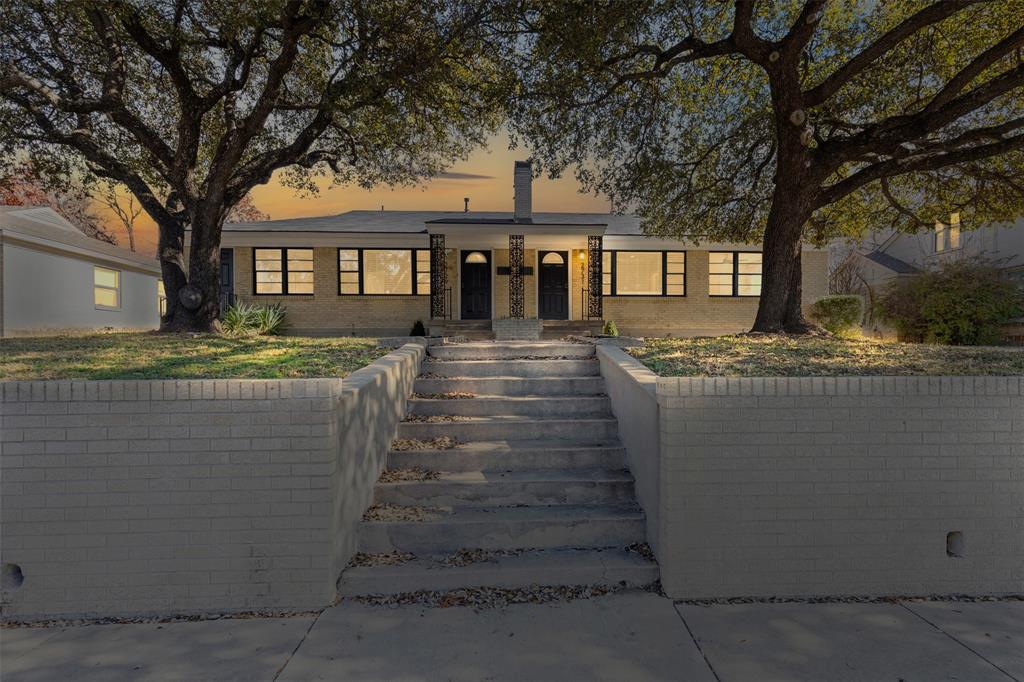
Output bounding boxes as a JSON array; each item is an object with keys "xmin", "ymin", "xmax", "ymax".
[{"xmin": 425, "ymin": 221, "xmax": 607, "ymax": 249}]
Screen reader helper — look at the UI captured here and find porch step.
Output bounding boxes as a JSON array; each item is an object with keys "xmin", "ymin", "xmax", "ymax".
[
  {"xmin": 421, "ymin": 359, "xmax": 599, "ymax": 378},
  {"xmin": 374, "ymin": 468, "xmax": 635, "ymax": 507},
  {"xmin": 428, "ymin": 342, "xmax": 594, "ymax": 361},
  {"xmin": 387, "ymin": 439, "xmax": 626, "ymax": 472},
  {"xmin": 357, "ymin": 504, "xmax": 645, "ymax": 554},
  {"xmin": 397, "ymin": 416, "xmax": 618, "ymax": 442},
  {"xmin": 408, "ymin": 395, "xmax": 612, "ymax": 418},
  {"xmin": 339, "ymin": 547, "xmax": 657, "ymax": 597},
  {"xmin": 541, "ymin": 320, "xmax": 604, "ymax": 339},
  {"xmin": 414, "ymin": 376, "xmax": 607, "ymax": 396}
]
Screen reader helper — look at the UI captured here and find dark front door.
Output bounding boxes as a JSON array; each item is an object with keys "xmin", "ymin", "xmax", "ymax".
[
  {"xmin": 460, "ymin": 250, "xmax": 491, "ymax": 320},
  {"xmin": 219, "ymin": 249, "xmax": 234, "ymax": 309},
  {"xmin": 538, "ymin": 250, "xmax": 569, "ymax": 320}
]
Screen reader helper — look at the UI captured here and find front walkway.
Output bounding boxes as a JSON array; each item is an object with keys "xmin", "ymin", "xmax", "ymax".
[{"xmin": 3, "ymin": 593, "xmax": 1021, "ymax": 681}]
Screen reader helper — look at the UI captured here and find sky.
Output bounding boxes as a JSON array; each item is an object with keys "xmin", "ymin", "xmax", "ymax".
[{"xmin": 97, "ymin": 132, "xmax": 609, "ymax": 257}]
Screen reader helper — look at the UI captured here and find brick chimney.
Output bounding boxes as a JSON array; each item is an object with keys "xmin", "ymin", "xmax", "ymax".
[{"xmin": 513, "ymin": 161, "xmax": 532, "ymax": 223}]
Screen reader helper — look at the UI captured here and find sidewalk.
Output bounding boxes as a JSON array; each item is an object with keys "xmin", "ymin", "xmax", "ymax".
[{"xmin": 2, "ymin": 592, "xmax": 1021, "ymax": 681}]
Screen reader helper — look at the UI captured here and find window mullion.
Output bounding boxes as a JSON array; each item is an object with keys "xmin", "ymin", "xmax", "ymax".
[{"xmin": 733, "ymin": 252, "xmax": 739, "ymax": 297}]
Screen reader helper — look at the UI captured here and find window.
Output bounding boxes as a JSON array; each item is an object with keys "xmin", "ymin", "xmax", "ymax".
[
  {"xmin": 338, "ymin": 249, "xmax": 431, "ymax": 295},
  {"xmin": 541, "ymin": 252, "xmax": 565, "ymax": 265},
  {"xmin": 709, "ymin": 252, "xmax": 762, "ymax": 297},
  {"xmin": 94, "ymin": 267, "xmax": 120, "ymax": 309},
  {"xmin": 464, "ymin": 251, "xmax": 487, "ymax": 264},
  {"xmin": 601, "ymin": 251, "xmax": 686, "ymax": 296},
  {"xmin": 157, "ymin": 280, "xmax": 167, "ymax": 316},
  {"xmin": 934, "ymin": 212, "xmax": 962, "ymax": 252},
  {"xmin": 254, "ymin": 248, "xmax": 314, "ymax": 295}
]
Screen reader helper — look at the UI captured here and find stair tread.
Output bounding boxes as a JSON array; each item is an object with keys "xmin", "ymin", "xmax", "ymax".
[
  {"xmin": 362, "ymin": 504, "xmax": 644, "ymax": 526},
  {"xmin": 390, "ymin": 438, "xmax": 624, "ymax": 454},
  {"xmin": 378, "ymin": 468, "xmax": 633, "ymax": 485},
  {"xmin": 343, "ymin": 547, "xmax": 655, "ymax": 581},
  {"xmin": 404, "ymin": 415, "xmax": 616, "ymax": 424},
  {"xmin": 410, "ymin": 395, "xmax": 607, "ymax": 402}
]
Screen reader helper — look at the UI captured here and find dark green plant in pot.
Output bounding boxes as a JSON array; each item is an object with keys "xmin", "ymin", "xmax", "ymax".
[
  {"xmin": 810, "ymin": 295, "xmax": 864, "ymax": 337},
  {"xmin": 877, "ymin": 260, "xmax": 1024, "ymax": 345}
]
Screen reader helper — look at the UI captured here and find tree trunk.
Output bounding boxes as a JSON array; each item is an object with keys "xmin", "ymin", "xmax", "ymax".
[
  {"xmin": 158, "ymin": 206, "xmax": 224, "ymax": 333},
  {"xmin": 751, "ymin": 183, "xmax": 813, "ymax": 333},
  {"xmin": 156, "ymin": 213, "xmax": 190, "ymax": 333}
]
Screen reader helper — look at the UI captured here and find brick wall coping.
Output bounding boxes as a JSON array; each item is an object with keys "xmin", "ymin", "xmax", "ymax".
[{"xmin": 655, "ymin": 375, "xmax": 1023, "ymax": 397}]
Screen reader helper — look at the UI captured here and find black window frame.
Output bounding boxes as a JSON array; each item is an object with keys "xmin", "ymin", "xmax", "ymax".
[
  {"xmin": 337, "ymin": 248, "xmax": 431, "ymax": 296},
  {"xmin": 708, "ymin": 251, "xmax": 762, "ymax": 297},
  {"xmin": 253, "ymin": 247, "xmax": 314, "ymax": 296},
  {"xmin": 601, "ymin": 250, "xmax": 687, "ymax": 297}
]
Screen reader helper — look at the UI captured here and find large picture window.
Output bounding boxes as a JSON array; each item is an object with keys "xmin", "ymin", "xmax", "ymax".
[
  {"xmin": 94, "ymin": 266, "xmax": 120, "ymax": 309},
  {"xmin": 601, "ymin": 251, "xmax": 685, "ymax": 296},
  {"xmin": 254, "ymin": 248, "xmax": 314, "ymax": 295},
  {"xmin": 338, "ymin": 248, "xmax": 431, "ymax": 295},
  {"xmin": 709, "ymin": 251, "xmax": 762, "ymax": 297}
]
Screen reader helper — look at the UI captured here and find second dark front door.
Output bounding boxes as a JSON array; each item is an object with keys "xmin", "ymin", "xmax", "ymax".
[
  {"xmin": 460, "ymin": 250, "xmax": 491, "ymax": 320},
  {"xmin": 539, "ymin": 250, "xmax": 569, "ymax": 320}
]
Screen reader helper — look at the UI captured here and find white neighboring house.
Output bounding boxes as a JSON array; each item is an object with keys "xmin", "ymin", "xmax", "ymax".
[
  {"xmin": 847, "ymin": 213, "xmax": 1024, "ymax": 341},
  {"xmin": 0, "ymin": 206, "xmax": 162, "ymax": 337}
]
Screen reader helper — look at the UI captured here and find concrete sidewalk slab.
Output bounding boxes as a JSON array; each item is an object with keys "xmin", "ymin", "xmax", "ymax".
[
  {"xmin": 0, "ymin": 616, "xmax": 314, "ymax": 682},
  {"xmin": 902, "ymin": 601, "xmax": 1024, "ymax": 680},
  {"xmin": 278, "ymin": 592, "xmax": 713, "ymax": 682},
  {"xmin": 675, "ymin": 601, "xmax": 1011, "ymax": 682}
]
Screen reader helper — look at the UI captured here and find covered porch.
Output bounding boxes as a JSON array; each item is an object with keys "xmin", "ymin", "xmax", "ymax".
[{"xmin": 426, "ymin": 220, "xmax": 605, "ymax": 333}]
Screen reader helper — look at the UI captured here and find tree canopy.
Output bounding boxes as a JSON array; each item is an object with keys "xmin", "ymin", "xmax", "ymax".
[
  {"xmin": 508, "ymin": 0, "xmax": 1024, "ymax": 331},
  {"xmin": 1, "ymin": 0, "xmax": 508, "ymax": 330}
]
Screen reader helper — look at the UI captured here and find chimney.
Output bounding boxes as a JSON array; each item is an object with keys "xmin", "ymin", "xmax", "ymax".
[{"xmin": 513, "ymin": 160, "xmax": 532, "ymax": 223}]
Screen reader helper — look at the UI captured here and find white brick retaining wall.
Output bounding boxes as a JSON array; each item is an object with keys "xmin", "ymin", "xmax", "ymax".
[
  {"xmin": 597, "ymin": 349, "xmax": 1024, "ymax": 600},
  {"xmin": 0, "ymin": 343, "xmax": 424, "ymax": 621},
  {"xmin": 656, "ymin": 375, "xmax": 1024, "ymax": 599}
]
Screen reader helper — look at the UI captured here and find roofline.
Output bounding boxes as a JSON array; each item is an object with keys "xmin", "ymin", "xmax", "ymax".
[{"xmin": 0, "ymin": 229, "xmax": 161, "ymax": 274}]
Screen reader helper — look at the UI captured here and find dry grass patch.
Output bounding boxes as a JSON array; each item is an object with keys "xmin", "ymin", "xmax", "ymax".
[
  {"xmin": 361, "ymin": 504, "xmax": 443, "ymax": 522},
  {"xmin": 630, "ymin": 335, "xmax": 1024, "ymax": 377},
  {"xmin": 347, "ymin": 551, "xmax": 416, "ymax": 568},
  {"xmin": 0, "ymin": 331, "xmax": 386, "ymax": 380},
  {"xmin": 391, "ymin": 436, "xmax": 458, "ymax": 451},
  {"xmin": 378, "ymin": 467, "xmax": 440, "ymax": 483}
]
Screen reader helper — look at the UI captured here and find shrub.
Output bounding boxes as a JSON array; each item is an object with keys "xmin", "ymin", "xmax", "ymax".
[
  {"xmin": 602, "ymin": 320, "xmax": 619, "ymax": 336},
  {"xmin": 810, "ymin": 295, "xmax": 863, "ymax": 337},
  {"xmin": 410, "ymin": 320, "xmax": 426, "ymax": 336},
  {"xmin": 221, "ymin": 302, "xmax": 287, "ymax": 336},
  {"xmin": 876, "ymin": 260, "xmax": 1024, "ymax": 345}
]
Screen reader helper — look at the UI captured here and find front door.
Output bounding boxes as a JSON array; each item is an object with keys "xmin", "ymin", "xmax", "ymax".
[
  {"xmin": 538, "ymin": 250, "xmax": 569, "ymax": 320},
  {"xmin": 460, "ymin": 250, "xmax": 491, "ymax": 320},
  {"xmin": 219, "ymin": 249, "xmax": 234, "ymax": 309}
]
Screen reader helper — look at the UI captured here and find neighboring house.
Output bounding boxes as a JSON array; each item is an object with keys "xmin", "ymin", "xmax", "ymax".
[
  {"xmin": 0, "ymin": 206, "xmax": 161, "ymax": 337},
  {"xmin": 213, "ymin": 162, "xmax": 828, "ymax": 337},
  {"xmin": 850, "ymin": 213, "xmax": 1024, "ymax": 340}
]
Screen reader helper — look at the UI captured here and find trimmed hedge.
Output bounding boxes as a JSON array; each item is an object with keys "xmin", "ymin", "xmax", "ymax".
[{"xmin": 810, "ymin": 295, "xmax": 863, "ymax": 336}]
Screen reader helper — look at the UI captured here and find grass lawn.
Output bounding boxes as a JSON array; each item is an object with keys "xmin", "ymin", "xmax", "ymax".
[
  {"xmin": 0, "ymin": 332, "xmax": 389, "ymax": 380},
  {"xmin": 629, "ymin": 335, "xmax": 1024, "ymax": 377}
]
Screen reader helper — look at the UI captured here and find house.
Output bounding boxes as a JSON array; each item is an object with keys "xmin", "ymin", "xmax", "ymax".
[
  {"xmin": 852, "ymin": 213, "xmax": 1024, "ymax": 340},
  {"xmin": 217, "ymin": 162, "xmax": 829, "ymax": 337},
  {"xmin": 0, "ymin": 206, "xmax": 162, "ymax": 337}
]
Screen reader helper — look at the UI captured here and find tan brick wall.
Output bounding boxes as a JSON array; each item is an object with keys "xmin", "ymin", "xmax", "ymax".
[
  {"xmin": 233, "ymin": 247, "xmax": 430, "ymax": 336},
  {"xmin": 603, "ymin": 249, "xmax": 830, "ymax": 337}
]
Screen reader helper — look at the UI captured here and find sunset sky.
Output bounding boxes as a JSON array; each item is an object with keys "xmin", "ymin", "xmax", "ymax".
[{"xmin": 99, "ymin": 132, "xmax": 609, "ymax": 256}]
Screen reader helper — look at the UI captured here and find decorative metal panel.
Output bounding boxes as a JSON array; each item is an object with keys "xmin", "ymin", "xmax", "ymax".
[
  {"xmin": 430, "ymin": 234, "xmax": 447, "ymax": 319},
  {"xmin": 588, "ymin": 235, "xmax": 603, "ymax": 319},
  {"xmin": 509, "ymin": 234, "xmax": 525, "ymax": 318}
]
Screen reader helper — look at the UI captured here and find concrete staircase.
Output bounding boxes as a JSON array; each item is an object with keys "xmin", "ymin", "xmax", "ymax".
[{"xmin": 339, "ymin": 341, "xmax": 657, "ymax": 597}]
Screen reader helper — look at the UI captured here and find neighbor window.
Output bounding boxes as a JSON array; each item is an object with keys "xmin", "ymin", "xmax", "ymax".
[
  {"xmin": 709, "ymin": 252, "xmax": 762, "ymax": 297},
  {"xmin": 157, "ymin": 280, "xmax": 167, "ymax": 315},
  {"xmin": 601, "ymin": 251, "xmax": 685, "ymax": 296},
  {"xmin": 94, "ymin": 266, "xmax": 120, "ymax": 309},
  {"xmin": 338, "ymin": 248, "xmax": 431, "ymax": 295},
  {"xmin": 254, "ymin": 248, "xmax": 313, "ymax": 295},
  {"xmin": 935, "ymin": 212, "xmax": 961, "ymax": 252}
]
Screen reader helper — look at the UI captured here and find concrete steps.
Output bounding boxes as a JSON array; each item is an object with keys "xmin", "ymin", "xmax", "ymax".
[
  {"xmin": 342, "ymin": 339, "xmax": 655, "ymax": 597},
  {"xmin": 421, "ymin": 359, "xmax": 599, "ymax": 378},
  {"xmin": 357, "ymin": 504, "xmax": 646, "ymax": 554},
  {"xmin": 397, "ymin": 416, "xmax": 619, "ymax": 442},
  {"xmin": 414, "ymin": 376, "xmax": 607, "ymax": 396},
  {"xmin": 339, "ymin": 547, "xmax": 656, "ymax": 597},
  {"xmin": 408, "ymin": 395, "xmax": 612, "ymax": 418},
  {"xmin": 374, "ymin": 468, "xmax": 635, "ymax": 507},
  {"xmin": 387, "ymin": 439, "xmax": 626, "ymax": 472}
]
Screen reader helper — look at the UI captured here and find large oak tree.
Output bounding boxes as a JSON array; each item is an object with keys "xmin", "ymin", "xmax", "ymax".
[
  {"xmin": 1, "ymin": 0, "xmax": 506, "ymax": 331},
  {"xmin": 508, "ymin": 0, "xmax": 1024, "ymax": 332}
]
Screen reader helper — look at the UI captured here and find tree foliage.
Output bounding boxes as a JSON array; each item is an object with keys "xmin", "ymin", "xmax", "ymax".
[
  {"xmin": 507, "ymin": 0, "xmax": 1024, "ymax": 332},
  {"xmin": 1, "ymin": 0, "xmax": 508, "ymax": 330}
]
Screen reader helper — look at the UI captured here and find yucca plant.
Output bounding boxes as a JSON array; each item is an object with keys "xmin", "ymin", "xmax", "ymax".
[
  {"xmin": 253, "ymin": 303, "xmax": 287, "ymax": 335},
  {"xmin": 221, "ymin": 302, "xmax": 260, "ymax": 335}
]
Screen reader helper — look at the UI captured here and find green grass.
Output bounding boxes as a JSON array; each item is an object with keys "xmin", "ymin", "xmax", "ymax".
[
  {"xmin": 0, "ymin": 332, "xmax": 389, "ymax": 380},
  {"xmin": 629, "ymin": 335, "xmax": 1024, "ymax": 377}
]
